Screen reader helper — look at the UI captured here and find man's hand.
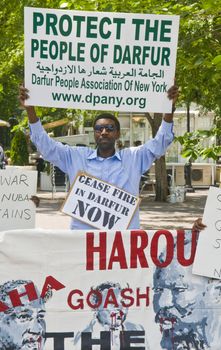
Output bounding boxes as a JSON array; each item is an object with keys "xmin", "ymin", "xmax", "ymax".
[
  {"xmin": 167, "ymin": 84, "xmax": 179, "ymax": 109},
  {"xmin": 192, "ymin": 217, "xmax": 207, "ymax": 231},
  {"xmin": 19, "ymin": 85, "xmax": 38, "ymax": 123},
  {"xmin": 163, "ymin": 84, "xmax": 179, "ymax": 123},
  {"xmin": 19, "ymin": 85, "xmax": 29, "ymax": 109},
  {"xmin": 30, "ymin": 195, "xmax": 40, "ymax": 208}
]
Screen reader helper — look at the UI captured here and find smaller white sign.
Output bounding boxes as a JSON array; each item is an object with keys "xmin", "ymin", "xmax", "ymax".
[
  {"xmin": 0, "ymin": 168, "xmax": 37, "ymax": 231},
  {"xmin": 193, "ymin": 187, "xmax": 221, "ymax": 279},
  {"xmin": 61, "ymin": 172, "xmax": 141, "ymax": 230}
]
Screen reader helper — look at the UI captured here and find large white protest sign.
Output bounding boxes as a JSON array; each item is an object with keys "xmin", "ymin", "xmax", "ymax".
[
  {"xmin": 24, "ymin": 7, "xmax": 179, "ymax": 113},
  {"xmin": 193, "ymin": 186, "xmax": 221, "ymax": 279},
  {"xmin": 0, "ymin": 168, "xmax": 37, "ymax": 230},
  {"xmin": 0, "ymin": 228, "xmax": 221, "ymax": 350},
  {"xmin": 61, "ymin": 172, "xmax": 140, "ymax": 229}
]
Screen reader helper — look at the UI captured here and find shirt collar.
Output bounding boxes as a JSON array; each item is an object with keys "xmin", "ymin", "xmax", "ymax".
[{"xmin": 87, "ymin": 149, "xmax": 121, "ymax": 160}]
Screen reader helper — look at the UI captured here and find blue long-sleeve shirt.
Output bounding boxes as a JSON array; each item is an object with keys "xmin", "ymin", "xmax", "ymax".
[{"xmin": 30, "ymin": 120, "xmax": 174, "ymax": 229}]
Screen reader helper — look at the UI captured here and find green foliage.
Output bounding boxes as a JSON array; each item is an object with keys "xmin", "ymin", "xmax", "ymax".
[
  {"xmin": 10, "ymin": 130, "xmax": 29, "ymax": 165},
  {"xmin": 175, "ymin": 1, "xmax": 221, "ymax": 114},
  {"xmin": 11, "ymin": 115, "xmax": 29, "ymax": 133},
  {"xmin": 4, "ymin": 149, "xmax": 11, "ymax": 158},
  {"xmin": 175, "ymin": 127, "xmax": 221, "ymax": 161}
]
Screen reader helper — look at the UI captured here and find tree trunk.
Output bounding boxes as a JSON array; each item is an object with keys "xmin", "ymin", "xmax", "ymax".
[
  {"xmin": 155, "ymin": 156, "xmax": 168, "ymax": 201},
  {"xmin": 145, "ymin": 112, "xmax": 168, "ymax": 201}
]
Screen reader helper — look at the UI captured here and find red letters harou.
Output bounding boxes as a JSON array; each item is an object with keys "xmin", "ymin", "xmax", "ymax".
[
  {"xmin": 86, "ymin": 230, "xmax": 198, "ymax": 270},
  {"xmin": 0, "ymin": 230, "xmax": 197, "ymax": 313}
]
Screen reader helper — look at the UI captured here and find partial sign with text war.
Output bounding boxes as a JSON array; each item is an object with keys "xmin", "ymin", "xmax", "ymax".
[{"xmin": 0, "ymin": 168, "xmax": 37, "ymax": 230}]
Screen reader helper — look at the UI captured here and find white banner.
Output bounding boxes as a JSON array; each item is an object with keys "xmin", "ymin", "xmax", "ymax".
[
  {"xmin": 0, "ymin": 229, "xmax": 221, "ymax": 349},
  {"xmin": 193, "ymin": 186, "xmax": 221, "ymax": 279},
  {"xmin": 24, "ymin": 7, "xmax": 180, "ymax": 113},
  {"xmin": 0, "ymin": 168, "xmax": 37, "ymax": 230},
  {"xmin": 61, "ymin": 172, "xmax": 140, "ymax": 229}
]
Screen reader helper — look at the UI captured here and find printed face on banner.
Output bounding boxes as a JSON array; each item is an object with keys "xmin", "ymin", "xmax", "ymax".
[
  {"xmin": 92, "ymin": 282, "xmax": 128, "ymax": 328},
  {"xmin": 73, "ymin": 281, "xmax": 145, "ymax": 349},
  {"xmin": 0, "ymin": 280, "xmax": 46, "ymax": 350},
  {"xmin": 153, "ymin": 239, "xmax": 221, "ymax": 350}
]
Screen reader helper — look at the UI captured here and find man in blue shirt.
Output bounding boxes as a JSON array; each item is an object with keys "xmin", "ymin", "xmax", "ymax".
[{"xmin": 19, "ymin": 85, "xmax": 178, "ymax": 230}]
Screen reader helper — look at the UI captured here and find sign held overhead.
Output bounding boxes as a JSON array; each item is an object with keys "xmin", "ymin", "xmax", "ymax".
[{"xmin": 25, "ymin": 7, "xmax": 179, "ymax": 113}]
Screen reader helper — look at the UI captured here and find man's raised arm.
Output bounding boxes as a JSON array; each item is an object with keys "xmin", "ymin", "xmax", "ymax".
[
  {"xmin": 19, "ymin": 85, "xmax": 38, "ymax": 124},
  {"xmin": 164, "ymin": 84, "xmax": 179, "ymax": 123}
]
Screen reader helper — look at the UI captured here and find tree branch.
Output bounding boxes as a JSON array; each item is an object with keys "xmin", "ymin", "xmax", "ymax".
[{"xmin": 144, "ymin": 112, "xmax": 154, "ymax": 130}]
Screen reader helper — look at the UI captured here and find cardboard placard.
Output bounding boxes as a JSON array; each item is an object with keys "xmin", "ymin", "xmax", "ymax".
[
  {"xmin": 61, "ymin": 172, "xmax": 141, "ymax": 229},
  {"xmin": 0, "ymin": 168, "xmax": 37, "ymax": 230},
  {"xmin": 193, "ymin": 186, "xmax": 221, "ymax": 279}
]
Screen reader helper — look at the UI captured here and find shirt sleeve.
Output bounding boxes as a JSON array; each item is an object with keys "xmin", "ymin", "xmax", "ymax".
[
  {"xmin": 126, "ymin": 120, "xmax": 174, "ymax": 175},
  {"xmin": 29, "ymin": 119, "xmax": 75, "ymax": 174}
]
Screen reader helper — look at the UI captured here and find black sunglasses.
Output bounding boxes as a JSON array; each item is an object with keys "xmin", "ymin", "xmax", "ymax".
[{"xmin": 94, "ymin": 124, "xmax": 117, "ymax": 133}]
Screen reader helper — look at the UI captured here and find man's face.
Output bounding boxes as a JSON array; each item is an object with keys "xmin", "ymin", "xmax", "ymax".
[
  {"xmin": 0, "ymin": 298, "xmax": 46, "ymax": 350},
  {"xmin": 96, "ymin": 287, "xmax": 127, "ymax": 328},
  {"xmin": 94, "ymin": 118, "xmax": 120, "ymax": 153},
  {"xmin": 153, "ymin": 259, "xmax": 209, "ymax": 349}
]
